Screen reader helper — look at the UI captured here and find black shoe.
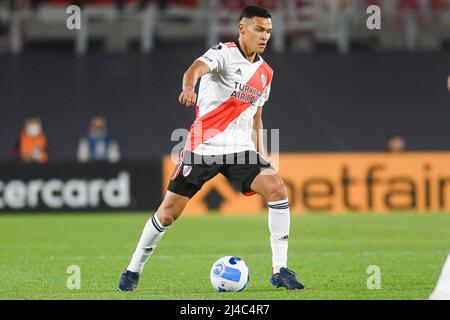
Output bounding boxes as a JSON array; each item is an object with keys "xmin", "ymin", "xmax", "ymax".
[
  {"xmin": 270, "ymin": 267, "xmax": 305, "ymax": 290},
  {"xmin": 118, "ymin": 269, "xmax": 140, "ymax": 292}
]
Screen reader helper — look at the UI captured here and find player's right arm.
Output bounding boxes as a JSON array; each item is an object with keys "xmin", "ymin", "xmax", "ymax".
[
  {"xmin": 178, "ymin": 60, "xmax": 210, "ymax": 107},
  {"xmin": 179, "ymin": 43, "xmax": 228, "ymax": 107}
]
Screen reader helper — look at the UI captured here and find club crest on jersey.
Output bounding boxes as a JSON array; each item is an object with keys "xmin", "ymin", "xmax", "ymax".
[
  {"xmin": 261, "ymin": 73, "xmax": 267, "ymax": 87},
  {"xmin": 183, "ymin": 165, "xmax": 192, "ymax": 177}
]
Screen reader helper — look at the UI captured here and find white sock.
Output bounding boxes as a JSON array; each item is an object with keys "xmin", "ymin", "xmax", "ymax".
[
  {"xmin": 268, "ymin": 199, "xmax": 290, "ymax": 274},
  {"xmin": 127, "ymin": 214, "xmax": 168, "ymax": 274},
  {"xmin": 429, "ymin": 254, "xmax": 450, "ymax": 300}
]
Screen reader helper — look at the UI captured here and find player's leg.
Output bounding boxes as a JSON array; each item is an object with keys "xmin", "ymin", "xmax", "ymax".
[
  {"xmin": 250, "ymin": 169, "xmax": 290, "ymax": 270},
  {"xmin": 118, "ymin": 191, "xmax": 189, "ymax": 291},
  {"xmin": 127, "ymin": 191, "xmax": 189, "ymax": 271},
  {"xmin": 223, "ymin": 151, "xmax": 303, "ymax": 289},
  {"xmin": 119, "ymin": 151, "xmax": 222, "ymax": 291},
  {"xmin": 250, "ymin": 169, "xmax": 304, "ymax": 290}
]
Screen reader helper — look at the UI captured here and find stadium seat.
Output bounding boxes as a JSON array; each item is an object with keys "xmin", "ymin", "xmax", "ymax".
[
  {"xmin": 396, "ymin": 0, "xmax": 424, "ymax": 24},
  {"xmin": 167, "ymin": 0, "xmax": 198, "ymax": 8},
  {"xmin": 429, "ymin": 0, "xmax": 450, "ymax": 23}
]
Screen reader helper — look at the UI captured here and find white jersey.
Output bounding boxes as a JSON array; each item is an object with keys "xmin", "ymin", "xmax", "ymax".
[{"xmin": 185, "ymin": 41, "xmax": 273, "ymax": 155}]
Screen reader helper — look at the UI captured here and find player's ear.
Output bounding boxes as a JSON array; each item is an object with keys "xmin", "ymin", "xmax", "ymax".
[{"xmin": 237, "ymin": 22, "xmax": 245, "ymax": 35}]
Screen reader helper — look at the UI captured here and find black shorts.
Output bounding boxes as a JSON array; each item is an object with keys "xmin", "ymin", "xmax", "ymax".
[{"xmin": 168, "ymin": 150, "xmax": 272, "ymax": 198}]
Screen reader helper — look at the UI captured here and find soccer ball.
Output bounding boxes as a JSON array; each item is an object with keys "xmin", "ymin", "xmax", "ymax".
[{"xmin": 210, "ymin": 256, "xmax": 249, "ymax": 292}]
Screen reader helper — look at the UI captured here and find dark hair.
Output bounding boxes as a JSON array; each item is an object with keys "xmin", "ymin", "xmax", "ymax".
[{"xmin": 239, "ymin": 5, "xmax": 271, "ymax": 21}]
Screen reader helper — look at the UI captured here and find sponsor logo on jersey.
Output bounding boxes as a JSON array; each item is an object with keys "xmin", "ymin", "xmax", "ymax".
[
  {"xmin": 183, "ymin": 165, "xmax": 192, "ymax": 177},
  {"xmin": 202, "ymin": 55, "xmax": 213, "ymax": 63},
  {"xmin": 211, "ymin": 44, "xmax": 222, "ymax": 50},
  {"xmin": 235, "ymin": 68, "xmax": 242, "ymax": 76},
  {"xmin": 231, "ymin": 82, "xmax": 263, "ymax": 106}
]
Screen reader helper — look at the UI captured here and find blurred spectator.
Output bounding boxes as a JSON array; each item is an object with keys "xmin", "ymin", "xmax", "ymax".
[
  {"xmin": 14, "ymin": 117, "xmax": 49, "ymax": 164},
  {"xmin": 77, "ymin": 116, "xmax": 120, "ymax": 163},
  {"xmin": 386, "ymin": 134, "xmax": 406, "ymax": 153}
]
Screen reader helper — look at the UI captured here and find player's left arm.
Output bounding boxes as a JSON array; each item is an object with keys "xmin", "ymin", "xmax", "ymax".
[{"xmin": 253, "ymin": 106, "xmax": 266, "ymax": 157}]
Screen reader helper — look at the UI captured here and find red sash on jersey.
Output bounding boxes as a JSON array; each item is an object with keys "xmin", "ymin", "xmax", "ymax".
[{"xmin": 186, "ymin": 62, "xmax": 273, "ymax": 152}]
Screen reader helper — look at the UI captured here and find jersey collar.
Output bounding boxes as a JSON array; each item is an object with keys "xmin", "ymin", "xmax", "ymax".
[{"xmin": 235, "ymin": 41, "xmax": 261, "ymax": 63}]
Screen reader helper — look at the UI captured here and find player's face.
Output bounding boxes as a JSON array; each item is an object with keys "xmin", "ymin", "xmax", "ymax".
[{"xmin": 241, "ymin": 17, "xmax": 272, "ymax": 55}]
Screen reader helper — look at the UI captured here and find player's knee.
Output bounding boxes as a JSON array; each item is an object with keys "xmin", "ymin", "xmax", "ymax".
[
  {"xmin": 157, "ymin": 210, "xmax": 178, "ymax": 227},
  {"xmin": 158, "ymin": 202, "xmax": 182, "ymax": 226},
  {"xmin": 157, "ymin": 214, "xmax": 174, "ymax": 227},
  {"xmin": 267, "ymin": 182, "xmax": 288, "ymax": 202}
]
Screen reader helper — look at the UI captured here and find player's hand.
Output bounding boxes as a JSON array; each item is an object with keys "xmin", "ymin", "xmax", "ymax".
[{"xmin": 179, "ymin": 89, "xmax": 197, "ymax": 107}]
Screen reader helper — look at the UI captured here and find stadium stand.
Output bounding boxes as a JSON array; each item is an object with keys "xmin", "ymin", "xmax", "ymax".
[{"xmin": 1, "ymin": 0, "xmax": 449, "ymax": 54}]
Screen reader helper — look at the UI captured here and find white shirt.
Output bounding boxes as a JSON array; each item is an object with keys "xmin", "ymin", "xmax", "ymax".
[{"xmin": 185, "ymin": 41, "xmax": 273, "ymax": 155}]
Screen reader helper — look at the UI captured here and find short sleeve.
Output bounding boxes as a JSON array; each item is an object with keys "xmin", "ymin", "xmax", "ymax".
[
  {"xmin": 196, "ymin": 43, "xmax": 227, "ymax": 74},
  {"xmin": 258, "ymin": 82, "xmax": 271, "ymax": 107}
]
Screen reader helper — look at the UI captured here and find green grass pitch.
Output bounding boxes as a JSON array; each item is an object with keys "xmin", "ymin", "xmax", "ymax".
[{"xmin": 0, "ymin": 212, "xmax": 449, "ymax": 300}]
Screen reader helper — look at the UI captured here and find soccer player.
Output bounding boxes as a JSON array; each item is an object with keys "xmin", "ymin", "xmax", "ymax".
[{"xmin": 118, "ymin": 5, "xmax": 304, "ymax": 291}]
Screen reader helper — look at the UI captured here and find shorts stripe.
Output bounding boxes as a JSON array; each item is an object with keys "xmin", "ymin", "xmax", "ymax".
[{"xmin": 170, "ymin": 150, "xmax": 185, "ymax": 181}]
